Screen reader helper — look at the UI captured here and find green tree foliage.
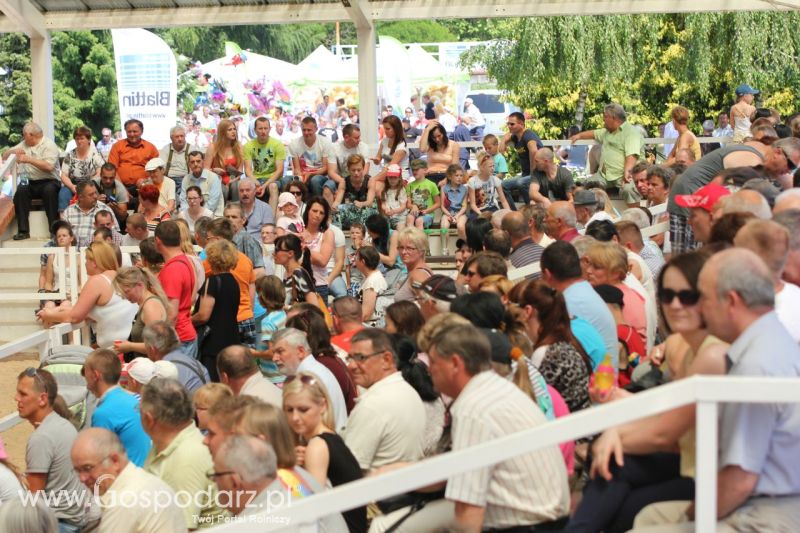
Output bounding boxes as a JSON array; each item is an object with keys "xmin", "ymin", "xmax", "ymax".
[
  {"xmin": 376, "ymin": 20, "xmax": 456, "ymax": 43},
  {"xmin": 462, "ymin": 13, "xmax": 800, "ymax": 139},
  {"xmin": 156, "ymin": 25, "xmax": 328, "ymax": 64},
  {"xmin": 0, "ymin": 33, "xmax": 33, "ymax": 147}
]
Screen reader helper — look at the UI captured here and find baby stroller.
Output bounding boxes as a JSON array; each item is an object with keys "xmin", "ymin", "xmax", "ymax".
[{"xmin": 39, "ymin": 345, "xmax": 97, "ymax": 429}]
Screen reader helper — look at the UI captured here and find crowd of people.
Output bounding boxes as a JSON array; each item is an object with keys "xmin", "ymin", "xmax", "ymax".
[{"xmin": 2, "ymin": 84, "xmax": 800, "ymax": 532}]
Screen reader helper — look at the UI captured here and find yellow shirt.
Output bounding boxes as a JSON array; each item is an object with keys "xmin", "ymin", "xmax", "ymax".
[{"xmin": 144, "ymin": 423, "xmax": 227, "ymax": 529}]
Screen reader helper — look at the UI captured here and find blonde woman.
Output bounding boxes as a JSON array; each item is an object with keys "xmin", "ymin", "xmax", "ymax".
[
  {"xmin": 113, "ymin": 266, "xmax": 169, "ymax": 357},
  {"xmin": 37, "ymin": 241, "xmax": 137, "ymax": 347},
  {"xmin": 192, "ymin": 383, "xmax": 233, "ymax": 432},
  {"xmin": 283, "ymin": 373, "xmax": 366, "ymax": 532}
]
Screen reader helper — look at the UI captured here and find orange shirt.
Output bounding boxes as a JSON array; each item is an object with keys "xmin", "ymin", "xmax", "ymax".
[
  {"xmin": 108, "ymin": 139, "xmax": 159, "ymax": 185},
  {"xmin": 204, "ymin": 251, "xmax": 254, "ymax": 322}
]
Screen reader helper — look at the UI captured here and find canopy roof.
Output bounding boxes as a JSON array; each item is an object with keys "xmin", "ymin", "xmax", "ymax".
[{"xmin": 0, "ymin": 0, "xmax": 791, "ymax": 37}]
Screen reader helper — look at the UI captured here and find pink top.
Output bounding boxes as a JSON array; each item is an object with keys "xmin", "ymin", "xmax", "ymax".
[{"xmin": 618, "ymin": 282, "xmax": 647, "ymax": 347}]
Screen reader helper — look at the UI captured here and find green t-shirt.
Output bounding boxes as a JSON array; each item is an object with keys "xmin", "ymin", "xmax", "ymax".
[
  {"xmin": 594, "ymin": 121, "xmax": 644, "ymax": 184},
  {"xmin": 244, "ymin": 137, "xmax": 286, "ymax": 181},
  {"xmin": 406, "ymin": 178, "xmax": 440, "ymax": 211}
]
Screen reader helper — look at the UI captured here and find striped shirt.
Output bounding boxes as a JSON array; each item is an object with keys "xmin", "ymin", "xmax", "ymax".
[
  {"xmin": 509, "ymin": 238, "xmax": 544, "ymax": 280},
  {"xmin": 446, "ymin": 371, "xmax": 570, "ymax": 528}
]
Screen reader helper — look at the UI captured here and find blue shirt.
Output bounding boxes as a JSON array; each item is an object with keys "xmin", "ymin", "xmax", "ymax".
[
  {"xmin": 442, "ymin": 183, "xmax": 467, "ymax": 215},
  {"xmin": 163, "ymin": 349, "xmax": 210, "ymax": 396},
  {"xmin": 720, "ymin": 311, "xmax": 800, "ymax": 495},
  {"xmin": 242, "ymin": 199, "xmax": 275, "ymax": 239},
  {"xmin": 91, "ymin": 386, "xmax": 151, "ymax": 467},
  {"xmin": 571, "ymin": 317, "xmax": 608, "ymax": 371},
  {"xmin": 563, "ymin": 280, "xmax": 618, "ymax": 360}
]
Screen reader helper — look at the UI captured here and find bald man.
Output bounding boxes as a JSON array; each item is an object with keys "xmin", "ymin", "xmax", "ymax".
[
  {"xmin": 528, "ymin": 147, "xmax": 574, "ymax": 206},
  {"xmin": 71, "ymin": 428, "xmax": 185, "ymax": 532}
]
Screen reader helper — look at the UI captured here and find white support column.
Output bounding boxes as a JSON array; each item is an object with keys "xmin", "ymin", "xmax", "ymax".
[
  {"xmin": 695, "ymin": 400, "xmax": 718, "ymax": 531},
  {"xmin": 356, "ymin": 24, "xmax": 378, "ymax": 147},
  {"xmin": 30, "ymin": 33, "xmax": 55, "ymax": 139}
]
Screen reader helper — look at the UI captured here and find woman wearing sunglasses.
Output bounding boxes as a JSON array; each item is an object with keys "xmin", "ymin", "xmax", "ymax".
[
  {"xmin": 282, "ymin": 372, "xmax": 366, "ymax": 533},
  {"xmin": 567, "ymin": 250, "xmax": 728, "ymax": 533}
]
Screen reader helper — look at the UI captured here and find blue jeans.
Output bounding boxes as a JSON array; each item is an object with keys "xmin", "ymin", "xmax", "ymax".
[
  {"xmin": 501, "ymin": 175, "xmax": 532, "ymax": 210},
  {"xmin": 315, "ymin": 285, "xmax": 330, "ymax": 304},
  {"xmin": 57, "ymin": 185, "xmax": 73, "ymax": 212},
  {"xmin": 308, "ymin": 174, "xmax": 336, "ymax": 198},
  {"xmin": 58, "ymin": 521, "xmax": 80, "ymax": 533},
  {"xmin": 180, "ymin": 339, "xmax": 198, "ymax": 360},
  {"xmin": 329, "ymin": 276, "xmax": 347, "ymax": 298}
]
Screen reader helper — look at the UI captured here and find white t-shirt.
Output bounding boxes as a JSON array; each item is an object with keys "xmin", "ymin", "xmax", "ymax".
[
  {"xmin": 776, "ymin": 282, "xmax": 800, "ymax": 343},
  {"xmin": 379, "ymin": 137, "xmax": 409, "ymax": 177},
  {"xmin": 360, "ymin": 270, "xmax": 389, "ymax": 325},
  {"xmin": 468, "ymin": 175, "xmax": 502, "ymax": 211},
  {"xmin": 289, "ymin": 135, "xmax": 333, "ymax": 174},
  {"xmin": 0, "ymin": 463, "xmax": 22, "ymax": 503},
  {"xmin": 331, "ymin": 140, "xmax": 370, "ymax": 178},
  {"xmin": 326, "ymin": 224, "xmax": 346, "ymax": 274}
]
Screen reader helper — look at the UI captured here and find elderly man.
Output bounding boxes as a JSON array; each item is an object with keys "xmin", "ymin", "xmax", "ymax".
[
  {"xmin": 734, "ymin": 219, "xmax": 800, "ymax": 343},
  {"xmin": 575, "ymin": 189, "xmax": 612, "ymax": 230},
  {"xmin": 244, "ymin": 117, "xmax": 287, "ymax": 210},
  {"xmin": 71, "ymin": 428, "xmax": 185, "ymax": 532},
  {"xmin": 414, "ymin": 273, "xmax": 458, "ymax": 320},
  {"xmin": 217, "ymin": 344, "xmax": 281, "ymax": 406},
  {"xmin": 142, "ymin": 321, "xmax": 209, "ymax": 396},
  {"xmin": 238, "ymin": 177, "xmax": 274, "ymax": 238},
  {"xmin": 344, "ymin": 328, "xmax": 425, "ymax": 472},
  {"xmin": 425, "ymin": 322, "xmax": 570, "ymax": 531},
  {"xmin": 140, "ymin": 378, "xmax": 226, "ymax": 529},
  {"xmin": 93, "ymin": 163, "xmax": 129, "ymax": 227},
  {"xmin": 633, "ymin": 248, "xmax": 800, "ymax": 531},
  {"xmin": 462, "ymin": 97, "xmax": 486, "ymax": 139},
  {"xmin": 527, "ymin": 148, "xmax": 575, "ymax": 206},
  {"xmin": 96, "ymin": 127, "xmax": 116, "ymax": 160},
  {"xmin": 108, "ymin": 119, "xmax": 159, "ymax": 193},
  {"xmin": 213, "ymin": 435, "xmax": 349, "ymax": 530},
  {"xmin": 500, "ymin": 111, "xmax": 543, "ymax": 209},
  {"xmin": 84, "ymin": 348, "xmax": 151, "ymax": 466},
  {"xmin": 4, "ymin": 122, "xmax": 61, "ymax": 240},
  {"xmin": 570, "ymin": 103, "xmax": 644, "ymax": 194},
  {"xmin": 159, "ymin": 125, "xmax": 199, "ymax": 198},
  {"xmin": 179, "ymin": 150, "xmax": 223, "ymax": 216},
  {"xmin": 63, "ymin": 181, "xmax": 117, "ymax": 246},
  {"xmin": 502, "ymin": 211, "xmax": 544, "ymax": 278},
  {"xmin": 223, "ymin": 202, "xmax": 266, "ymax": 278},
  {"xmin": 544, "ymin": 201, "xmax": 580, "ymax": 242},
  {"xmin": 16, "ymin": 368, "xmax": 89, "ymax": 530},
  {"xmin": 271, "ymin": 327, "xmax": 348, "ymax": 430}
]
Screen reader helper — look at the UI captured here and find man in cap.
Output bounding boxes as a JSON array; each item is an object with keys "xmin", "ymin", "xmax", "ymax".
[
  {"xmin": 462, "ymin": 97, "xmax": 486, "ymax": 140},
  {"xmin": 574, "ymin": 189, "xmax": 612, "ymax": 229},
  {"xmin": 674, "ymin": 183, "xmax": 731, "ymax": 246},
  {"xmin": 414, "ymin": 274, "xmax": 459, "ymax": 319}
]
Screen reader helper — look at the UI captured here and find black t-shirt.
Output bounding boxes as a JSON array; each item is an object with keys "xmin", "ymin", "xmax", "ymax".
[
  {"xmin": 315, "ymin": 433, "xmax": 367, "ymax": 532},
  {"xmin": 199, "ymin": 273, "xmax": 240, "ymax": 360},
  {"xmin": 425, "ymin": 101, "xmax": 436, "ymax": 120},
  {"xmin": 531, "ymin": 166, "xmax": 574, "ymax": 201},
  {"xmin": 511, "ymin": 129, "xmax": 543, "ymax": 176}
]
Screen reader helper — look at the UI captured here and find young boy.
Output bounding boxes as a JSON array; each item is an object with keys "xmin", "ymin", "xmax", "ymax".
[
  {"xmin": 406, "ymin": 159, "xmax": 441, "ymax": 229},
  {"xmin": 483, "ymin": 134, "xmax": 508, "ymax": 179},
  {"xmin": 345, "ymin": 222, "xmax": 366, "ymax": 296}
]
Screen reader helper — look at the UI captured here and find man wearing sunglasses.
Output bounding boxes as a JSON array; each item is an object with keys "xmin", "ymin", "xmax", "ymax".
[
  {"xmin": 343, "ymin": 328, "xmax": 425, "ymax": 473},
  {"xmin": 16, "ymin": 367, "xmax": 89, "ymax": 531},
  {"xmin": 499, "ymin": 111, "xmax": 543, "ymax": 210}
]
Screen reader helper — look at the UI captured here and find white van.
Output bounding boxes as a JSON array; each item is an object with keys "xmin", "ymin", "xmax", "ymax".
[{"xmin": 463, "ymin": 90, "xmax": 520, "ymax": 136}]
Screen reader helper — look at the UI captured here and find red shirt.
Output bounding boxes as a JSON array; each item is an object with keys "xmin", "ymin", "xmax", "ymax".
[
  {"xmin": 108, "ymin": 139, "xmax": 159, "ymax": 186},
  {"xmin": 559, "ymin": 228, "xmax": 581, "ymax": 243},
  {"xmin": 331, "ymin": 326, "xmax": 364, "ymax": 354},
  {"xmin": 159, "ymin": 254, "xmax": 197, "ymax": 342}
]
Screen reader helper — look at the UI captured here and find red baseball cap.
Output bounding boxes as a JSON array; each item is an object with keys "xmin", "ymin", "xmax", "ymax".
[{"xmin": 675, "ymin": 183, "xmax": 731, "ymax": 213}]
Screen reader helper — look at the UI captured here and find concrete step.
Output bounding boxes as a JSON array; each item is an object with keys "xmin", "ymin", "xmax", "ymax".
[
  {"xmin": 0, "ymin": 267, "xmax": 40, "ymax": 288},
  {"xmin": 0, "ymin": 239, "xmax": 52, "ymax": 270},
  {"xmin": 1, "ymin": 211, "xmax": 49, "ymax": 241}
]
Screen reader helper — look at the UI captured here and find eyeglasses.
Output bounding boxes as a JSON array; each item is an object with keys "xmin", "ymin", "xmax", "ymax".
[
  {"xmin": 284, "ymin": 374, "xmax": 317, "ymax": 386},
  {"xmin": 24, "ymin": 367, "xmax": 48, "ymax": 393},
  {"xmin": 658, "ymin": 288, "xmax": 701, "ymax": 306},
  {"xmin": 398, "ymin": 246, "xmax": 419, "ymax": 253},
  {"xmin": 346, "ymin": 350, "xmax": 385, "ymax": 364},
  {"xmin": 206, "ymin": 470, "xmax": 235, "ymax": 480},
  {"xmin": 779, "ymin": 147, "xmax": 798, "ymax": 171}
]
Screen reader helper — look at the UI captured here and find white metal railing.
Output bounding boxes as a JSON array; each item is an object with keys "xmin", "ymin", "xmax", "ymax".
[
  {"xmin": 0, "ymin": 153, "xmax": 18, "ymax": 197},
  {"xmin": 209, "ymin": 375, "xmax": 800, "ymax": 533}
]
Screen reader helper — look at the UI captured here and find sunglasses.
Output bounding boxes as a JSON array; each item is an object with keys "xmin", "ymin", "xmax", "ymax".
[
  {"xmin": 24, "ymin": 367, "xmax": 49, "ymax": 394},
  {"xmin": 780, "ymin": 147, "xmax": 797, "ymax": 171},
  {"xmin": 658, "ymin": 288, "xmax": 701, "ymax": 306},
  {"xmin": 284, "ymin": 374, "xmax": 317, "ymax": 386}
]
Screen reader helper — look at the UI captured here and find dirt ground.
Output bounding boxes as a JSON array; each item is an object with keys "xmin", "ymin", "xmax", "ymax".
[{"xmin": 0, "ymin": 353, "xmax": 38, "ymax": 469}]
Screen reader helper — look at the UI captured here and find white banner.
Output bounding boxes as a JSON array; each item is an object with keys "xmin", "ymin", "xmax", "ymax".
[{"xmin": 112, "ymin": 28, "xmax": 177, "ymax": 148}]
